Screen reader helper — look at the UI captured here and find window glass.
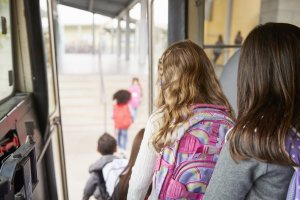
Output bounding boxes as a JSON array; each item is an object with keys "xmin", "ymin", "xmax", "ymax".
[
  {"xmin": 0, "ymin": 0, "xmax": 14, "ymax": 101},
  {"xmin": 40, "ymin": 0, "xmax": 56, "ymax": 114},
  {"xmin": 152, "ymin": 0, "xmax": 168, "ymax": 110},
  {"xmin": 204, "ymin": 0, "xmax": 261, "ymax": 76}
]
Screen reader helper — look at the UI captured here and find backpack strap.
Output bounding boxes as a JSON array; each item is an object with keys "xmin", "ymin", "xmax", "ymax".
[
  {"xmin": 286, "ymin": 170, "xmax": 297, "ymax": 200},
  {"xmin": 96, "ymin": 158, "xmax": 116, "ymax": 199},
  {"xmin": 285, "ymin": 127, "xmax": 300, "ymax": 200},
  {"xmin": 154, "ymin": 154, "xmax": 174, "ymax": 171},
  {"xmin": 192, "ymin": 103, "xmax": 229, "ymax": 112},
  {"xmin": 97, "ymin": 169, "xmax": 110, "ymax": 199}
]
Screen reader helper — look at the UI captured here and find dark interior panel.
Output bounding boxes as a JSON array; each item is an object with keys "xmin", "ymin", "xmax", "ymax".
[{"xmin": 0, "ymin": 94, "xmax": 53, "ymax": 199}]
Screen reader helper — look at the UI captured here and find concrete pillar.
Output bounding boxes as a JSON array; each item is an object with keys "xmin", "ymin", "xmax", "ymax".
[
  {"xmin": 139, "ymin": 0, "xmax": 148, "ymax": 65},
  {"xmin": 125, "ymin": 10, "xmax": 130, "ymax": 61},
  {"xmin": 168, "ymin": 0, "xmax": 187, "ymax": 45},
  {"xmin": 188, "ymin": 0, "xmax": 205, "ymax": 47},
  {"xmin": 260, "ymin": 0, "xmax": 300, "ymax": 27},
  {"xmin": 117, "ymin": 18, "xmax": 121, "ymax": 58},
  {"xmin": 92, "ymin": 14, "xmax": 95, "ymax": 54},
  {"xmin": 110, "ymin": 20, "xmax": 114, "ymax": 54},
  {"xmin": 224, "ymin": 0, "xmax": 233, "ymax": 64}
]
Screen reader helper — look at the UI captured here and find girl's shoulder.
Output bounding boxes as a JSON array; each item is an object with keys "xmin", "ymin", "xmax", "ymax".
[
  {"xmin": 149, "ymin": 108, "xmax": 164, "ymax": 121},
  {"xmin": 146, "ymin": 109, "xmax": 164, "ymax": 132}
]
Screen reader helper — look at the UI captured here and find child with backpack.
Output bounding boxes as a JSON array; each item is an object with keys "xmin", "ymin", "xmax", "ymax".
[
  {"xmin": 127, "ymin": 40, "xmax": 235, "ymax": 200},
  {"xmin": 82, "ymin": 133, "xmax": 127, "ymax": 200},
  {"xmin": 204, "ymin": 23, "xmax": 300, "ymax": 200},
  {"xmin": 113, "ymin": 90, "xmax": 133, "ymax": 150}
]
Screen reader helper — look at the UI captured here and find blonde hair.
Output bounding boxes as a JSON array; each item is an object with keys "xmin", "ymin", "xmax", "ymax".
[{"xmin": 152, "ymin": 40, "xmax": 234, "ymax": 152}]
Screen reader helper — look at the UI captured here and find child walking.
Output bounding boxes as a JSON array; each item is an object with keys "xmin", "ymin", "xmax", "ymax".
[
  {"xmin": 204, "ymin": 23, "xmax": 300, "ymax": 200},
  {"xmin": 82, "ymin": 133, "xmax": 127, "ymax": 200},
  {"xmin": 127, "ymin": 40, "xmax": 235, "ymax": 200},
  {"xmin": 113, "ymin": 90, "xmax": 133, "ymax": 150},
  {"xmin": 128, "ymin": 77, "xmax": 142, "ymax": 120}
]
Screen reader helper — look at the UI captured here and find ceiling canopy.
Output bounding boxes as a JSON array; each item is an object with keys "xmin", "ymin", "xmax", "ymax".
[{"xmin": 58, "ymin": 0, "xmax": 137, "ymax": 18}]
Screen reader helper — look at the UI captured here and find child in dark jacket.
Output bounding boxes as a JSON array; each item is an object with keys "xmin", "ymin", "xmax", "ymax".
[{"xmin": 82, "ymin": 133, "xmax": 127, "ymax": 200}]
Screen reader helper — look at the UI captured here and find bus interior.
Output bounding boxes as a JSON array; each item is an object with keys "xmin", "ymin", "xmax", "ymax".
[{"xmin": 0, "ymin": 0, "xmax": 299, "ymax": 199}]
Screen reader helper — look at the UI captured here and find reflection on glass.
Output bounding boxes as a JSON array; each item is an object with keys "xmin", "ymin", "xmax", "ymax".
[
  {"xmin": 204, "ymin": 0, "xmax": 261, "ymax": 74},
  {"xmin": 0, "ymin": 0, "xmax": 14, "ymax": 101},
  {"xmin": 40, "ymin": 0, "xmax": 56, "ymax": 115},
  {"xmin": 152, "ymin": 0, "xmax": 168, "ymax": 109}
]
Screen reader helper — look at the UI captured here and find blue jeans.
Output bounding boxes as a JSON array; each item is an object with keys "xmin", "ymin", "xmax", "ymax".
[
  {"xmin": 129, "ymin": 105, "xmax": 138, "ymax": 121},
  {"xmin": 117, "ymin": 129, "xmax": 127, "ymax": 150},
  {"xmin": 131, "ymin": 108, "xmax": 138, "ymax": 121}
]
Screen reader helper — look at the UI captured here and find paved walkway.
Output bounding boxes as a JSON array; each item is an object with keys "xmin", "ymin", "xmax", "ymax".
[{"xmin": 58, "ymin": 53, "xmax": 149, "ymax": 200}]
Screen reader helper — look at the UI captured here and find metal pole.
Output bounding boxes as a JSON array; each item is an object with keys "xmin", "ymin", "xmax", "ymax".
[
  {"xmin": 125, "ymin": 10, "xmax": 130, "ymax": 61},
  {"xmin": 98, "ymin": 42, "xmax": 107, "ymax": 132},
  {"xmin": 148, "ymin": 0, "xmax": 154, "ymax": 115},
  {"xmin": 196, "ymin": 0, "xmax": 205, "ymax": 47},
  {"xmin": 139, "ymin": 0, "xmax": 148, "ymax": 66},
  {"xmin": 111, "ymin": 20, "xmax": 114, "ymax": 54},
  {"xmin": 117, "ymin": 18, "xmax": 121, "ymax": 58},
  {"xmin": 92, "ymin": 13, "xmax": 95, "ymax": 54},
  {"xmin": 224, "ymin": 0, "xmax": 233, "ymax": 63}
]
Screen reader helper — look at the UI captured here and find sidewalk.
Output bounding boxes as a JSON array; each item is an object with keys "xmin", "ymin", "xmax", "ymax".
[{"xmin": 58, "ymin": 53, "xmax": 149, "ymax": 200}]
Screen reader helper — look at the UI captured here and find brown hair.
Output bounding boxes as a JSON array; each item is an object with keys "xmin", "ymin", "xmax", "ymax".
[
  {"xmin": 117, "ymin": 128, "xmax": 145, "ymax": 199},
  {"xmin": 97, "ymin": 133, "xmax": 117, "ymax": 155},
  {"xmin": 113, "ymin": 90, "xmax": 131, "ymax": 104},
  {"xmin": 153, "ymin": 40, "xmax": 235, "ymax": 152},
  {"xmin": 229, "ymin": 23, "xmax": 300, "ymax": 165}
]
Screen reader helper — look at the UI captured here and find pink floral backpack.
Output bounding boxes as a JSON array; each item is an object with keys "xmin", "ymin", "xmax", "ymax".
[{"xmin": 154, "ymin": 104, "xmax": 234, "ymax": 200}]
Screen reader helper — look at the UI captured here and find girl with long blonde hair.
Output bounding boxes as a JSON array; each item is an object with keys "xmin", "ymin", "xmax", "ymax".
[{"xmin": 127, "ymin": 40, "xmax": 234, "ymax": 200}]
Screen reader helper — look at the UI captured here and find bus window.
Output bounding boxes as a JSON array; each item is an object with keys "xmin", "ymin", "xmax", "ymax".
[
  {"xmin": 0, "ymin": 0, "xmax": 14, "ymax": 101},
  {"xmin": 151, "ymin": 0, "xmax": 168, "ymax": 112},
  {"xmin": 40, "ymin": 0, "xmax": 56, "ymax": 115},
  {"xmin": 203, "ymin": 0, "xmax": 261, "ymax": 76}
]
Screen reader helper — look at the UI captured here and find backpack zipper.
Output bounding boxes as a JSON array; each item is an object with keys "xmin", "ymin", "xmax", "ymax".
[
  {"xmin": 173, "ymin": 160, "xmax": 216, "ymax": 180},
  {"xmin": 196, "ymin": 119, "xmax": 233, "ymax": 128}
]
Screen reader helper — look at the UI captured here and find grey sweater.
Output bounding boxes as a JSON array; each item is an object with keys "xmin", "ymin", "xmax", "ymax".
[{"xmin": 204, "ymin": 143, "xmax": 294, "ymax": 200}]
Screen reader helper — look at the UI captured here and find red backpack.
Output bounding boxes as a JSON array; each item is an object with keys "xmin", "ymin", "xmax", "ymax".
[{"xmin": 113, "ymin": 104, "xmax": 132, "ymax": 129}]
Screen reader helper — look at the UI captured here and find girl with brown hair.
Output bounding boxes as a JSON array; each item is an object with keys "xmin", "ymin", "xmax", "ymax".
[
  {"xmin": 110, "ymin": 128, "xmax": 148, "ymax": 200},
  {"xmin": 127, "ymin": 40, "xmax": 235, "ymax": 199},
  {"xmin": 204, "ymin": 23, "xmax": 300, "ymax": 200}
]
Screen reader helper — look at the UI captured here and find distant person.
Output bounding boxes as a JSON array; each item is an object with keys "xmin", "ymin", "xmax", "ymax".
[
  {"xmin": 213, "ymin": 34, "xmax": 223, "ymax": 63},
  {"xmin": 128, "ymin": 77, "xmax": 142, "ymax": 120},
  {"xmin": 234, "ymin": 31, "xmax": 243, "ymax": 45},
  {"xmin": 113, "ymin": 90, "xmax": 133, "ymax": 150},
  {"xmin": 111, "ymin": 128, "xmax": 151, "ymax": 200},
  {"xmin": 127, "ymin": 40, "xmax": 235, "ymax": 199},
  {"xmin": 82, "ymin": 133, "xmax": 127, "ymax": 200},
  {"xmin": 204, "ymin": 23, "xmax": 300, "ymax": 200}
]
